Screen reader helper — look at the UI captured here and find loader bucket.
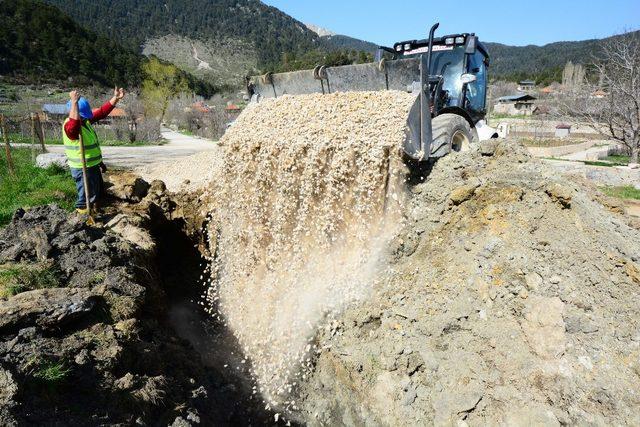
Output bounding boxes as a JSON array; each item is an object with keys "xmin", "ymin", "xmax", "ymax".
[{"xmin": 249, "ymin": 56, "xmax": 432, "ymax": 161}]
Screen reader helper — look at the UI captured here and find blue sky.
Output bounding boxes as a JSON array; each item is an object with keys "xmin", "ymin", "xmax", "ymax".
[{"xmin": 262, "ymin": 0, "xmax": 640, "ymax": 47}]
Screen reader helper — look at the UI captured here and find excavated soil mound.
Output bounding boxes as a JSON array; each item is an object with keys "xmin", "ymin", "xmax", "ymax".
[{"xmin": 295, "ymin": 141, "xmax": 640, "ymax": 425}]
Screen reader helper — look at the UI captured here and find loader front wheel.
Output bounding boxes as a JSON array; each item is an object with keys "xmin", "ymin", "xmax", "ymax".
[{"xmin": 430, "ymin": 114, "xmax": 473, "ymax": 157}]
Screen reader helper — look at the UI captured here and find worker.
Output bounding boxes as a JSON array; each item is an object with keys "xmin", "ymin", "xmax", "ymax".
[{"xmin": 63, "ymin": 87, "xmax": 125, "ymax": 214}]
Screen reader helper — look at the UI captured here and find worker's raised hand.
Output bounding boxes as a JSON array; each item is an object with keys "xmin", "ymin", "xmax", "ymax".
[
  {"xmin": 69, "ymin": 90, "xmax": 80, "ymax": 104},
  {"xmin": 113, "ymin": 87, "xmax": 125, "ymax": 101}
]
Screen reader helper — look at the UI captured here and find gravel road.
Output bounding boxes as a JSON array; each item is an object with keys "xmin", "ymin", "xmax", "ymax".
[{"xmin": 28, "ymin": 128, "xmax": 220, "ymax": 168}]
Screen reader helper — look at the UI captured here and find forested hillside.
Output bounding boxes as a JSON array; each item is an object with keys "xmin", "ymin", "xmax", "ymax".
[
  {"xmin": 31, "ymin": 0, "xmax": 640, "ymax": 86},
  {"xmin": 0, "ymin": 0, "xmax": 218, "ymax": 95},
  {"xmin": 0, "ymin": 0, "xmax": 141, "ymax": 85},
  {"xmin": 43, "ymin": 0, "xmax": 322, "ymax": 68}
]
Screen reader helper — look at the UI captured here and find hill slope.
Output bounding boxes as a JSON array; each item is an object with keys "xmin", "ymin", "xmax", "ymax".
[
  {"xmin": 0, "ymin": 0, "xmax": 142, "ymax": 85},
  {"xmin": 43, "ymin": 0, "xmax": 321, "ymax": 67},
  {"xmin": 40, "ymin": 0, "xmax": 638, "ymax": 86},
  {"xmin": 42, "ymin": 0, "xmax": 381, "ymax": 87}
]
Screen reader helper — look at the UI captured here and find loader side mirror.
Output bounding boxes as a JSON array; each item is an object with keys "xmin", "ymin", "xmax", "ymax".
[{"xmin": 460, "ymin": 73, "xmax": 477, "ymax": 84}]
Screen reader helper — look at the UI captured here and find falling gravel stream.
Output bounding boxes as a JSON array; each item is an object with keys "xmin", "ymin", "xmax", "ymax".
[{"xmin": 198, "ymin": 92, "xmax": 416, "ymax": 409}]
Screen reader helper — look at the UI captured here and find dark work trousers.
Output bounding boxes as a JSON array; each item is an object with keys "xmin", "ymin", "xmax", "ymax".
[{"xmin": 70, "ymin": 165, "xmax": 103, "ymax": 209}]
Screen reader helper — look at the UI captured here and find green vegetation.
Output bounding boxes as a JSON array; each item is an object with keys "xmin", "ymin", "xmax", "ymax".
[
  {"xmin": 488, "ymin": 113, "xmax": 531, "ymax": 120},
  {"xmin": 0, "ymin": 0, "xmax": 141, "ymax": 86},
  {"xmin": 278, "ymin": 49, "xmax": 373, "ymax": 72},
  {"xmin": 0, "ymin": 262, "xmax": 62, "ymax": 299},
  {"xmin": 602, "ymin": 155, "xmax": 630, "ymax": 165},
  {"xmin": 0, "ymin": 148, "xmax": 76, "ymax": 226},
  {"xmin": 33, "ymin": 361, "xmax": 71, "ymax": 383},
  {"xmin": 43, "ymin": 0, "xmax": 376, "ymax": 72},
  {"xmin": 0, "ymin": 0, "xmax": 218, "ymax": 96},
  {"xmin": 601, "ymin": 186, "xmax": 640, "ymax": 200},
  {"xmin": 521, "ymin": 138, "xmax": 585, "ymax": 148},
  {"xmin": 142, "ymin": 57, "xmax": 191, "ymax": 120}
]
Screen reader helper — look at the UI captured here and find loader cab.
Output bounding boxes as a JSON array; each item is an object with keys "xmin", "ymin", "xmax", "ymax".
[{"xmin": 391, "ymin": 34, "xmax": 490, "ymax": 124}]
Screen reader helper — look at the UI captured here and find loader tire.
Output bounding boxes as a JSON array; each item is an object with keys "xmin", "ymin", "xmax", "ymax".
[{"xmin": 430, "ymin": 113, "xmax": 473, "ymax": 157}]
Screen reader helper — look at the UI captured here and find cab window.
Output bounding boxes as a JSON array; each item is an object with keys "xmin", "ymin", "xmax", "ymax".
[{"xmin": 466, "ymin": 51, "xmax": 487, "ymax": 112}]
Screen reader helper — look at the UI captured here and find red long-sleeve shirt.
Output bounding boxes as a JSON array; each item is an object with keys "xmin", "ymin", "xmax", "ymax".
[{"xmin": 63, "ymin": 101, "xmax": 115, "ymax": 140}]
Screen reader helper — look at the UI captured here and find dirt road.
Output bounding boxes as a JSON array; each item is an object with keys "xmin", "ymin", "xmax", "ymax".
[{"xmin": 32, "ymin": 128, "xmax": 220, "ymax": 168}]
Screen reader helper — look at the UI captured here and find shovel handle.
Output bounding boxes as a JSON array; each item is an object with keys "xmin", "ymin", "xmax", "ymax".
[{"xmin": 78, "ymin": 133, "xmax": 93, "ymax": 220}]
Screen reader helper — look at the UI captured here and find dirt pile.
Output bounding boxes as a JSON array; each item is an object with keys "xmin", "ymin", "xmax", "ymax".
[
  {"xmin": 200, "ymin": 91, "xmax": 415, "ymax": 407},
  {"xmin": 293, "ymin": 140, "xmax": 640, "ymax": 425},
  {"xmin": 0, "ymin": 179, "xmax": 273, "ymax": 426}
]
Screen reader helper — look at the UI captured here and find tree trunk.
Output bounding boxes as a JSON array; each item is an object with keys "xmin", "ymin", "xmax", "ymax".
[{"xmin": 631, "ymin": 143, "xmax": 640, "ymax": 164}]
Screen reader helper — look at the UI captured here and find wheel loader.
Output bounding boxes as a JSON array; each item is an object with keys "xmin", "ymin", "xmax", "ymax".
[{"xmin": 246, "ymin": 23, "xmax": 498, "ymax": 162}]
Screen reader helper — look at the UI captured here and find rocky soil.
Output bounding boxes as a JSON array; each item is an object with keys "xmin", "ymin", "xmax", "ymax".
[
  {"xmin": 0, "ymin": 176, "xmax": 274, "ymax": 426},
  {"xmin": 293, "ymin": 141, "xmax": 640, "ymax": 425}
]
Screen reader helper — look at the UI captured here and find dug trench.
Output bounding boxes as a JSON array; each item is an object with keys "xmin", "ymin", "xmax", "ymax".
[{"xmin": 0, "ymin": 174, "xmax": 284, "ymax": 426}]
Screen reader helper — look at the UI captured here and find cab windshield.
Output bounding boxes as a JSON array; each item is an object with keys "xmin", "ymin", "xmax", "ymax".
[{"xmin": 404, "ymin": 45, "xmax": 466, "ymax": 106}]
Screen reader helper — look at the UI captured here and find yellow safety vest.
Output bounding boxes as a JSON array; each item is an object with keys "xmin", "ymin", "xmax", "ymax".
[{"xmin": 62, "ymin": 119, "xmax": 102, "ymax": 169}]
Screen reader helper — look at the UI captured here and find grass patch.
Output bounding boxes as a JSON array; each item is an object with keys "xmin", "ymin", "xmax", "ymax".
[
  {"xmin": 488, "ymin": 113, "xmax": 530, "ymax": 120},
  {"xmin": 601, "ymin": 186, "xmax": 640, "ymax": 200},
  {"xmin": 521, "ymin": 138, "xmax": 584, "ymax": 148},
  {"xmin": 32, "ymin": 361, "xmax": 71, "ymax": 383},
  {"xmin": 0, "ymin": 262, "xmax": 62, "ymax": 299},
  {"xmin": 602, "ymin": 154, "xmax": 630, "ymax": 165},
  {"xmin": 0, "ymin": 148, "xmax": 76, "ymax": 226}
]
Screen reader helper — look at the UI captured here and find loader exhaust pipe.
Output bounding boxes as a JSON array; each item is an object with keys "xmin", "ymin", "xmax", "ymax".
[{"xmin": 418, "ymin": 22, "xmax": 439, "ymax": 160}]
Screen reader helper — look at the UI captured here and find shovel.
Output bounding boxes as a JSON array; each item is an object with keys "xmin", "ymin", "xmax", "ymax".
[{"xmin": 78, "ymin": 133, "xmax": 96, "ymax": 226}]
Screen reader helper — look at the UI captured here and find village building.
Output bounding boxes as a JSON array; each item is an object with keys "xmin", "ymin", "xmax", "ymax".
[
  {"xmin": 555, "ymin": 123, "xmax": 572, "ymax": 138},
  {"xmin": 517, "ymin": 80, "xmax": 536, "ymax": 92},
  {"xmin": 493, "ymin": 94, "xmax": 537, "ymax": 116},
  {"xmin": 41, "ymin": 103, "xmax": 68, "ymax": 121}
]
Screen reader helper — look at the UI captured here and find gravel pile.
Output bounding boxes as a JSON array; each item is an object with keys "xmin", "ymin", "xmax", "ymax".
[{"xmin": 199, "ymin": 91, "xmax": 416, "ymax": 407}]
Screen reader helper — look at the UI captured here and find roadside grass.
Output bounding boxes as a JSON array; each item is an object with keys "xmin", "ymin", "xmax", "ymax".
[
  {"xmin": 0, "ymin": 262, "xmax": 62, "ymax": 299},
  {"xmin": 602, "ymin": 154, "xmax": 630, "ymax": 165},
  {"xmin": 601, "ymin": 186, "xmax": 640, "ymax": 200},
  {"xmin": 488, "ymin": 113, "xmax": 530, "ymax": 120},
  {"xmin": 0, "ymin": 148, "xmax": 76, "ymax": 226},
  {"xmin": 521, "ymin": 138, "xmax": 585, "ymax": 147},
  {"xmin": 178, "ymin": 128, "xmax": 194, "ymax": 136},
  {"xmin": 7, "ymin": 133, "xmax": 163, "ymax": 147},
  {"xmin": 543, "ymin": 157, "xmax": 630, "ymax": 168}
]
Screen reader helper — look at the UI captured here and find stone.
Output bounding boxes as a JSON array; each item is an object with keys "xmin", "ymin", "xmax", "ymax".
[
  {"xmin": 36, "ymin": 153, "xmax": 68, "ymax": 169},
  {"xmin": 521, "ymin": 296, "xmax": 566, "ymax": 359},
  {"xmin": 0, "ymin": 288, "xmax": 98, "ymax": 335},
  {"xmin": 479, "ymin": 140, "xmax": 498, "ymax": 156},
  {"xmin": 107, "ymin": 176, "xmax": 150, "ymax": 202},
  {"xmin": 545, "ymin": 183, "xmax": 573, "ymax": 209},
  {"xmin": 525, "ymin": 272, "xmax": 543, "ymax": 291},
  {"xmin": 401, "ymin": 385, "xmax": 417, "ymax": 406},
  {"xmin": 502, "ymin": 405, "xmax": 560, "ymax": 427},
  {"xmin": 449, "ymin": 182, "xmax": 481, "ymax": 205}
]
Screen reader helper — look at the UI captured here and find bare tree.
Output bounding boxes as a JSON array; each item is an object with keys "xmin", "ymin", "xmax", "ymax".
[
  {"xmin": 112, "ymin": 90, "xmax": 161, "ymax": 143},
  {"xmin": 568, "ymin": 32, "xmax": 640, "ymax": 163}
]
